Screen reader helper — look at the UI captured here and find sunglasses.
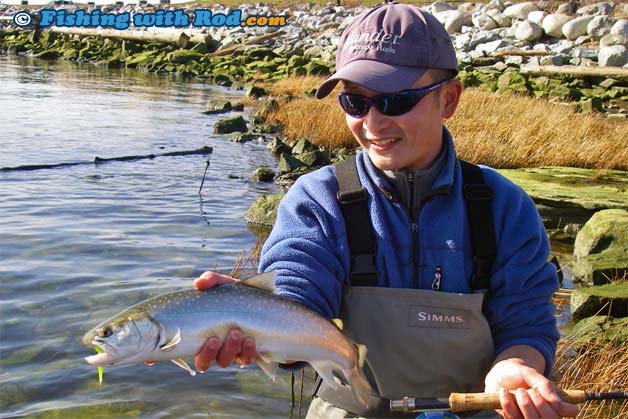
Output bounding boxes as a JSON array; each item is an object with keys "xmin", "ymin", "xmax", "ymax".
[{"xmin": 337, "ymin": 78, "xmax": 452, "ymax": 118}]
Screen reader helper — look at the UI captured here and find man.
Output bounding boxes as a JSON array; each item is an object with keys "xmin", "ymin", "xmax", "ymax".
[{"xmin": 193, "ymin": 3, "xmax": 579, "ymax": 419}]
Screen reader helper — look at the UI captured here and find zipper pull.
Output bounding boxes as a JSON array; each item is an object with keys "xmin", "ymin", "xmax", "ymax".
[{"xmin": 432, "ymin": 265, "xmax": 442, "ymax": 291}]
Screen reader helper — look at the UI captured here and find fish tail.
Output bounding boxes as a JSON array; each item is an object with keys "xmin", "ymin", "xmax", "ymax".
[{"xmin": 349, "ymin": 364, "xmax": 371, "ymax": 408}]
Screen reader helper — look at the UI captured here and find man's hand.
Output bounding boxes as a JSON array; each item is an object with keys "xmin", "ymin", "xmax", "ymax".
[
  {"xmin": 485, "ymin": 346, "xmax": 579, "ymax": 419},
  {"xmin": 193, "ymin": 271, "xmax": 257, "ymax": 372}
]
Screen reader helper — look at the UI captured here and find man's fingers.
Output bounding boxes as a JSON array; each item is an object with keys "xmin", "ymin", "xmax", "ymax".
[
  {"xmin": 499, "ymin": 388, "xmax": 523, "ymax": 419},
  {"xmin": 216, "ymin": 329, "xmax": 244, "ymax": 368},
  {"xmin": 235, "ymin": 336, "xmax": 257, "ymax": 366},
  {"xmin": 194, "ymin": 337, "xmax": 221, "ymax": 372},
  {"xmin": 194, "ymin": 271, "xmax": 237, "ymax": 290}
]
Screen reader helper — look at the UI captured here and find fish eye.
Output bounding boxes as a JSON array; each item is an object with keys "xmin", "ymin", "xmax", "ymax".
[{"xmin": 98, "ymin": 327, "xmax": 114, "ymax": 338}]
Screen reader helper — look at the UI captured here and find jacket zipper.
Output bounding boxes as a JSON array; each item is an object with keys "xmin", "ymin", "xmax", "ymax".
[{"xmin": 408, "ymin": 172, "xmax": 419, "ymax": 288}]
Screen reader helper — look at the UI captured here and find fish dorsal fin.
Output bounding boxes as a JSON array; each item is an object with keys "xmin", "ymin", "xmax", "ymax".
[
  {"xmin": 160, "ymin": 328, "xmax": 181, "ymax": 351},
  {"xmin": 238, "ymin": 272, "xmax": 277, "ymax": 294},
  {"xmin": 171, "ymin": 358, "xmax": 196, "ymax": 376},
  {"xmin": 332, "ymin": 318, "xmax": 344, "ymax": 330}
]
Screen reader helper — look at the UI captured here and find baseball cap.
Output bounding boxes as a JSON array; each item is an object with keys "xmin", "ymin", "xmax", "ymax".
[{"xmin": 315, "ymin": 2, "xmax": 459, "ymax": 99}]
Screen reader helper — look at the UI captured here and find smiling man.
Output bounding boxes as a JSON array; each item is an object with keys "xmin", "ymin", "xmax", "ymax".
[{"xmin": 194, "ymin": 3, "xmax": 580, "ymax": 419}]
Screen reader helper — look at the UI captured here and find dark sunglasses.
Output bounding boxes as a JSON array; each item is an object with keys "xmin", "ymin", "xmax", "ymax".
[{"xmin": 337, "ymin": 78, "xmax": 452, "ymax": 118}]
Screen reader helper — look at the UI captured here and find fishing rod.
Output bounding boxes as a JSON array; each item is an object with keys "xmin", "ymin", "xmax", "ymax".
[{"xmin": 390, "ymin": 390, "xmax": 628, "ymax": 413}]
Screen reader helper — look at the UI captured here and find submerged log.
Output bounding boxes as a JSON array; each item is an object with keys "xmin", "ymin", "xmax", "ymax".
[{"xmin": 520, "ymin": 65, "xmax": 628, "ymax": 82}]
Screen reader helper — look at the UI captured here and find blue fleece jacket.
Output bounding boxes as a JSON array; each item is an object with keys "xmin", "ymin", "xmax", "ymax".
[{"xmin": 259, "ymin": 129, "xmax": 560, "ymax": 374}]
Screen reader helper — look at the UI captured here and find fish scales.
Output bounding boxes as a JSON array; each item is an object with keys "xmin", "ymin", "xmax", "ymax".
[{"xmin": 83, "ymin": 272, "xmax": 371, "ymax": 408}]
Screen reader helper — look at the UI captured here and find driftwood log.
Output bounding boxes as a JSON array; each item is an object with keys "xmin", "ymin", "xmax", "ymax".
[
  {"xmin": 520, "ymin": 65, "xmax": 628, "ymax": 82},
  {"xmin": 493, "ymin": 49, "xmax": 551, "ymax": 57},
  {"xmin": 50, "ymin": 26, "xmax": 208, "ymax": 47},
  {"xmin": 48, "ymin": 27, "xmax": 283, "ymax": 54}
]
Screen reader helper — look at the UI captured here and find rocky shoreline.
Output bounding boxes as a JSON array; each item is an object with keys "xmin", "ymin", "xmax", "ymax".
[
  {"xmin": 1, "ymin": 1, "xmax": 628, "ymax": 115},
  {"xmin": 1, "ymin": 1, "xmax": 626, "ymax": 337}
]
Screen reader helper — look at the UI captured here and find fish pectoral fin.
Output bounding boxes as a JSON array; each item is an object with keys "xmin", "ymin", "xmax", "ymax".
[
  {"xmin": 171, "ymin": 358, "xmax": 196, "ymax": 376},
  {"xmin": 160, "ymin": 328, "xmax": 181, "ymax": 351},
  {"xmin": 255, "ymin": 354, "xmax": 279, "ymax": 381},
  {"xmin": 310, "ymin": 361, "xmax": 338, "ymax": 389},
  {"xmin": 238, "ymin": 272, "xmax": 277, "ymax": 294}
]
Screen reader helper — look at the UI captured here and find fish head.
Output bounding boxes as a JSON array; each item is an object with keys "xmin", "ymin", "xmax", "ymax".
[{"xmin": 83, "ymin": 309, "xmax": 161, "ymax": 366}]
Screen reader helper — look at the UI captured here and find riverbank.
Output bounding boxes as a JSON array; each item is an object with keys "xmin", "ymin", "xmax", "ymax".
[{"xmin": 2, "ymin": 2, "xmax": 627, "ymax": 417}]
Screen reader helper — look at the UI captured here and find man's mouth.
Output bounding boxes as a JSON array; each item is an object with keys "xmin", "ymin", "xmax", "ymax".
[{"xmin": 369, "ymin": 137, "xmax": 400, "ymax": 147}]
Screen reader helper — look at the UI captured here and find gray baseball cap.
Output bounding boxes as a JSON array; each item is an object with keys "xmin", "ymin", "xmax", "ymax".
[{"xmin": 315, "ymin": 2, "xmax": 458, "ymax": 99}]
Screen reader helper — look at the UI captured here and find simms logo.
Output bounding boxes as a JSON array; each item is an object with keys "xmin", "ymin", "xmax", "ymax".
[
  {"xmin": 416, "ymin": 312, "xmax": 464, "ymax": 323},
  {"xmin": 408, "ymin": 305, "xmax": 471, "ymax": 329}
]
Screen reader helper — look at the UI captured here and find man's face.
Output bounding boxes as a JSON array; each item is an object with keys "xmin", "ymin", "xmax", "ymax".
[{"xmin": 342, "ymin": 72, "xmax": 460, "ymax": 172}]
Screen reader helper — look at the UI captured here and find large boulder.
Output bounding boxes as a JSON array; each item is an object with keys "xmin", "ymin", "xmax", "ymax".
[
  {"xmin": 214, "ymin": 115, "xmax": 248, "ymax": 134},
  {"xmin": 514, "ymin": 20, "xmax": 543, "ymax": 43},
  {"xmin": 598, "ymin": 45, "xmax": 628, "ymax": 67},
  {"xmin": 570, "ymin": 282, "xmax": 628, "ymax": 320},
  {"xmin": 611, "ymin": 19, "xmax": 628, "ymax": 37},
  {"xmin": 503, "ymin": 2, "xmax": 539, "ymax": 20},
  {"xmin": 563, "ymin": 15, "xmax": 595, "ymax": 40},
  {"xmin": 587, "ymin": 15, "xmax": 615, "ymax": 40},
  {"xmin": 542, "ymin": 14, "xmax": 573, "ymax": 38},
  {"xmin": 245, "ymin": 193, "xmax": 284, "ymax": 226},
  {"xmin": 573, "ymin": 209, "xmax": 628, "ymax": 285},
  {"xmin": 599, "ymin": 34, "xmax": 628, "ymax": 48}
]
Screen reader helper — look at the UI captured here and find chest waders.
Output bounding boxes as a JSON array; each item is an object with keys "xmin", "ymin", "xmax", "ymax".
[{"xmin": 310, "ymin": 157, "xmax": 498, "ymax": 419}]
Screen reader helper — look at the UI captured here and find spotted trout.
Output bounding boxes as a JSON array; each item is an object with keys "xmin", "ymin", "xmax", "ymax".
[{"xmin": 83, "ymin": 272, "xmax": 370, "ymax": 407}]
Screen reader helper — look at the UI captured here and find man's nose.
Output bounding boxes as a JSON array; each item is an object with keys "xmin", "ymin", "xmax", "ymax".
[{"xmin": 362, "ymin": 106, "xmax": 392, "ymax": 134}]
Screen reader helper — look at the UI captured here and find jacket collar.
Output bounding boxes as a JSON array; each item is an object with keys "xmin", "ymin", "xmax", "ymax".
[{"xmin": 359, "ymin": 127, "xmax": 456, "ymax": 202}]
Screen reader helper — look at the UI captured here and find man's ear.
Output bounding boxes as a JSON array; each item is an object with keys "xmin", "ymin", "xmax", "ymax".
[{"xmin": 441, "ymin": 79, "xmax": 462, "ymax": 119}]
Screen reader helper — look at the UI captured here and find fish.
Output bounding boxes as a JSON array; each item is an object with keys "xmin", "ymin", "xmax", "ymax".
[{"xmin": 83, "ymin": 272, "xmax": 371, "ymax": 407}]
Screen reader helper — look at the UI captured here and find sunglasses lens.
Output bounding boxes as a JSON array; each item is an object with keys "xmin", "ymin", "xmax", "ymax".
[
  {"xmin": 378, "ymin": 92, "xmax": 423, "ymax": 116},
  {"xmin": 339, "ymin": 94, "xmax": 369, "ymax": 117}
]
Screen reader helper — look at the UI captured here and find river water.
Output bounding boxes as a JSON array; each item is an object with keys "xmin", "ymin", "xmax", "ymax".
[{"xmin": 0, "ymin": 54, "xmax": 310, "ymax": 419}]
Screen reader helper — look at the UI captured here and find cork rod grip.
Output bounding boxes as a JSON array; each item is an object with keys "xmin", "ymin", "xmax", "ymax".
[{"xmin": 448, "ymin": 390, "xmax": 587, "ymax": 412}]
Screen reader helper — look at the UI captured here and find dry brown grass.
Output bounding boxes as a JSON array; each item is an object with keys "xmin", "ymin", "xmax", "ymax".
[
  {"xmin": 450, "ymin": 90, "xmax": 628, "ymax": 170},
  {"xmin": 553, "ymin": 324, "xmax": 628, "ymax": 419},
  {"xmin": 263, "ymin": 76, "xmax": 628, "ymax": 170}
]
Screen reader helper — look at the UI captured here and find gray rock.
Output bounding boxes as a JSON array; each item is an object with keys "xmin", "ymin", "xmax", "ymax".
[
  {"xmin": 469, "ymin": 30, "xmax": 501, "ymax": 49},
  {"xmin": 430, "ymin": 1, "xmax": 456, "ymax": 14},
  {"xmin": 587, "ymin": 15, "xmax": 615, "ymax": 40},
  {"xmin": 214, "ymin": 115, "xmax": 248, "ymax": 134},
  {"xmin": 573, "ymin": 46, "xmax": 599, "ymax": 60},
  {"xmin": 475, "ymin": 39, "xmax": 510, "ymax": 54},
  {"xmin": 576, "ymin": 2, "xmax": 614, "ymax": 16},
  {"xmin": 514, "ymin": 20, "xmax": 543, "ymax": 43},
  {"xmin": 481, "ymin": 0, "xmax": 505, "ymax": 13},
  {"xmin": 600, "ymin": 34, "xmax": 628, "ymax": 48},
  {"xmin": 505, "ymin": 55, "xmax": 524, "ymax": 65},
  {"xmin": 245, "ymin": 193, "xmax": 283, "ymax": 226},
  {"xmin": 486, "ymin": 8, "xmax": 511, "ymax": 28},
  {"xmin": 549, "ymin": 40, "xmax": 575, "ymax": 54},
  {"xmin": 573, "ymin": 209, "xmax": 628, "ymax": 285},
  {"xmin": 563, "ymin": 15, "xmax": 595, "ymax": 40},
  {"xmin": 527, "ymin": 10, "xmax": 547, "ymax": 26},
  {"xmin": 539, "ymin": 55, "xmax": 565, "ymax": 66},
  {"xmin": 444, "ymin": 11, "xmax": 467, "ymax": 34},
  {"xmin": 598, "ymin": 45, "xmax": 628, "ymax": 67},
  {"xmin": 611, "ymin": 19, "xmax": 628, "ymax": 37},
  {"xmin": 472, "ymin": 12, "xmax": 498, "ymax": 30},
  {"xmin": 570, "ymin": 284, "xmax": 628, "ymax": 320},
  {"xmin": 503, "ymin": 2, "xmax": 539, "ymax": 20},
  {"xmin": 542, "ymin": 14, "xmax": 572, "ymax": 38}
]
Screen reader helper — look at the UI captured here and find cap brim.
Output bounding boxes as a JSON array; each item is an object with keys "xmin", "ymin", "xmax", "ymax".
[{"xmin": 315, "ymin": 60, "xmax": 429, "ymax": 99}]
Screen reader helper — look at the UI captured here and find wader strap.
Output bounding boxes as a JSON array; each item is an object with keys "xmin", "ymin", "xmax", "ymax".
[
  {"xmin": 336, "ymin": 156, "xmax": 378, "ymax": 286},
  {"xmin": 460, "ymin": 160, "xmax": 497, "ymax": 292}
]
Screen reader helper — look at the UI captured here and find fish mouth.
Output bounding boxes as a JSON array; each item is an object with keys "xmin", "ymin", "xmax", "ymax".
[{"xmin": 84, "ymin": 341, "xmax": 117, "ymax": 366}]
